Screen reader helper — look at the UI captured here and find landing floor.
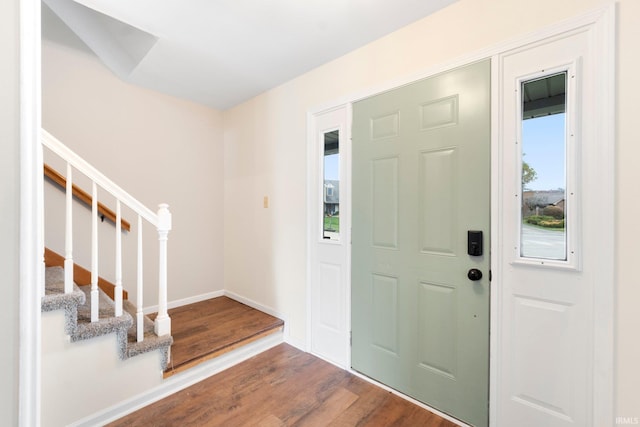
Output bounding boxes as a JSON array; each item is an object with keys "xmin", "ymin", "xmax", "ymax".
[
  {"xmin": 109, "ymin": 343, "xmax": 457, "ymax": 427},
  {"xmin": 159, "ymin": 296, "xmax": 284, "ymax": 377}
]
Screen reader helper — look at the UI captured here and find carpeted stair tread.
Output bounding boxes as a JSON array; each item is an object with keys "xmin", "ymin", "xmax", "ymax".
[
  {"xmin": 122, "ymin": 299, "xmax": 155, "ymax": 341},
  {"xmin": 76, "ymin": 284, "xmax": 123, "ymax": 321},
  {"xmin": 69, "ymin": 284, "xmax": 133, "ymax": 364},
  {"xmin": 43, "ymin": 266, "xmax": 85, "ymax": 304},
  {"xmin": 42, "ymin": 266, "xmax": 85, "ymax": 334},
  {"xmin": 127, "ymin": 333, "xmax": 174, "ymax": 358},
  {"xmin": 121, "ymin": 299, "xmax": 173, "ymax": 359}
]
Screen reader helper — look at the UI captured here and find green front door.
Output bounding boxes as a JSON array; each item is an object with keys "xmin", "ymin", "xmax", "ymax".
[{"xmin": 351, "ymin": 60, "xmax": 491, "ymax": 427}]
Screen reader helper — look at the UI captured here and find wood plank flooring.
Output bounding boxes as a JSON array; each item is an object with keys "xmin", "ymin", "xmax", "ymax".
[
  {"xmin": 109, "ymin": 343, "xmax": 458, "ymax": 427},
  {"xmin": 162, "ymin": 297, "xmax": 284, "ymax": 377}
]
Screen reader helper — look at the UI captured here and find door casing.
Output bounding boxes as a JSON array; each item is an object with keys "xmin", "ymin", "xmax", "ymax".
[{"xmin": 306, "ymin": 5, "xmax": 614, "ymax": 426}]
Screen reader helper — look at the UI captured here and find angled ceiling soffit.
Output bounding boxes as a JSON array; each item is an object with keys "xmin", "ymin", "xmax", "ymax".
[{"xmin": 43, "ymin": 0, "xmax": 158, "ymax": 78}]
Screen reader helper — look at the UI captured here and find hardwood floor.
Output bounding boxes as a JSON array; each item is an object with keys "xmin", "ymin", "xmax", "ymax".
[
  {"xmin": 109, "ymin": 343, "xmax": 458, "ymax": 427},
  {"xmin": 161, "ymin": 297, "xmax": 284, "ymax": 377}
]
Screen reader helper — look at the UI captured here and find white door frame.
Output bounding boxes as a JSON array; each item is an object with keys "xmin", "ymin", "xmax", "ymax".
[
  {"xmin": 306, "ymin": 105, "xmax": 353, "ymax": 368},
  {"xmin": 19, "ymin": 0, "xmax": 43, "ymax": 425},
  {"xmin": 489, "ymin": 7, "xmax": 614, "ymax": 426},
  {"xmin": 306, "ymin": 5, "xmax": 614, "ymax": 426}
]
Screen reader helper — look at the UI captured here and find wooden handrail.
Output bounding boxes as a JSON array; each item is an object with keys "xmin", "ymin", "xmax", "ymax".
[
  {"xmin": 44, "ymin": 163, "xmax": 131, "ymax": 232},
  {"xmin": 44, "ymin": 247, "xmax": 128, "ymax": 300}
]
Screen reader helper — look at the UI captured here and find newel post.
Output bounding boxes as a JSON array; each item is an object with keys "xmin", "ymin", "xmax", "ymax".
[{"xmin": 154, "ymin": 203, "xmax": 172, "ymax": 337}]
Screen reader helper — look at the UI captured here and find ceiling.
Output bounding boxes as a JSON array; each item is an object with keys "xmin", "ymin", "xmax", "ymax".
[
  {"xmin": 522, "ymin": 72, "xmax": 566, "ymax": 119},
  {"xmin": 42, "ymin": 0, "xmax": 458, "ymax": 110}
]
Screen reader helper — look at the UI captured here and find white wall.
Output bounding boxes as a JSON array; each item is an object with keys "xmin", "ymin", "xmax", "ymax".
[
  {"xmin": 0, "ymin": 0, "xmax": 21, "ymax": 423},
  {"xmin": 42, "ymin": 38, "xmax": 225, "ymax": 308},
  {"xmin": 41, "ymin": 310, "xmax": 163, "ymax": 426},
  {"xmin": 223, "ymin": 0, "xmax": 640, "ymax": 417}
]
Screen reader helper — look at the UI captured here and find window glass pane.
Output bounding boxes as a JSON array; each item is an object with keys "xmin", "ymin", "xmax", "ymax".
[
  {"xmin": 520, "ymin": 72, "xmax": 567, "ymax": 260},
  {"xmin": 323, "ymin": 130, "xmax": 340, "ymax": 240}
]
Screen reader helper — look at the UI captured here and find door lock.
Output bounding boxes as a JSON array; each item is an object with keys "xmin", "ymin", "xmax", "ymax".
[
  {"xmin": 467, "ymin": 230, "xmax": 483, "ymax": 256},
  {"xmin": 467, "ymin": 268, "xmax": 483, "ymax": 281}
]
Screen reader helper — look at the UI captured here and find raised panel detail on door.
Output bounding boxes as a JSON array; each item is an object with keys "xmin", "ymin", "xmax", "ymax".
[
  {"xmin": 420, "ymin": 95, "xmax": 459, "ymax": 131},
  {"xmin": 372, "ymin": 157, "xmax": 398, "ymax": 249},
  {"xmin": 318, "ymin": 263, "xmax": 343, "ymax": 331},
  {"xmin": 371, "ymin": 111, "xmax": 400, "ymax": 140},
  {"xmin": 419, "ymin": 148, "xmax": 458, "ymax": 255},
  {"xmin": 418, "ymin": 282, "xmax": 457, "ymax": 380},
  {"xmin": 371, "ymin": 274, "xmax": 398, "ymax": 355},
  {"xmin": 511, "ymin": 296, "xmax": 575, "ymax": 422}
]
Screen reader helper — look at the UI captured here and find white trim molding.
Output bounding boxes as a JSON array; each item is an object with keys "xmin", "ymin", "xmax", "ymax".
[
  {"xmin": 19, "ymin": 0, "xmax": 42, "ymax": 425},
  {"xmin": 587, "ymin": 5, "xmax": 616, "ymax": 426},
  {"xmin": 143, "ymin": 290, "xmax": 225, "ymax": 315},
  {"xmin": 224, "ymin": 290, "xmax": 286, "ymax": 321}
]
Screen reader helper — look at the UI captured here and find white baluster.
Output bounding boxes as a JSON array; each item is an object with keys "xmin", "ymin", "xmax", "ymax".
[
  {"xmin": 137, "ymin": 216, "xmax": 144, "ymax": 343},
  {"xmin": 154, "ymin": 203, "xmax": 172, "ymax": 337},
  {"xmin": 64, "ymin": 163, "xmax": 73, "ymax": 294},
  {"xmin": 114, "ymin": 199, "xmax": 123, "ymax": 317},
  {"xmin": 91, "ymin": 182, "xmax": 99, "ymax": 322}
]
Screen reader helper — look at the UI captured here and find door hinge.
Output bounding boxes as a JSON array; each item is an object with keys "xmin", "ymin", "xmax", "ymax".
[
  {"xmin": 489, "ymin": 270, "xmax": 492, "ymax": 282},
  {"xmin": 350, "ymin": 331, "xmax": 352, "ymax": 346}
]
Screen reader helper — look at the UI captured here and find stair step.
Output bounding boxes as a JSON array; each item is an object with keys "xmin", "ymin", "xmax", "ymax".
[
  {"xmin": 160, "ymin": 297, "xmax": 285, "ymax": 378},
  {"xmin": 42, "ymin": 266, "xmax": 85, "ymax": 335},
  {"xmin": 42, "ymin": 266, "xmax": 172, "ymax": 369},
  {"xmin": 123, "ymin": 299, "xmax": 154, "ymax": 341},
  {"xmin": 162, "ymin": 322, "xmax": 283, "ymax": 378}
]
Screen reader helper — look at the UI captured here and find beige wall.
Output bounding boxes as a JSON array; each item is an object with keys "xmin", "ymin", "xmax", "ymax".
[
  {"xmin": 224, "ymin": 0, "xmax": 640, "ymax": 417},
  {"xmin": 42, "ymin": 39, "xmax": 225, "ymax": 306},
  {"xmin": 614, "ymin": 0, "xmax": 640, "ymax": 418},
  {"xmin": 41, "ymin": 311, "xmax": 163, "ymax": 426},
  {"xmin": 0, "ymin": 0, "xmax": 21, "ymax": 423}
]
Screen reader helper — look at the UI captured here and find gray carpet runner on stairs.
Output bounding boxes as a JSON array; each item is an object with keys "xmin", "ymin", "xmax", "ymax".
[{"xmin": 42, "ymin": 266, "xmax": 172, "ymax": 369}]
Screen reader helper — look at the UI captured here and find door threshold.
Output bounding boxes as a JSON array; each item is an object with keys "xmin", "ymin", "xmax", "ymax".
[{"xmin": 347, "ymin": 368, "xmax": 471, "ymax": 427}]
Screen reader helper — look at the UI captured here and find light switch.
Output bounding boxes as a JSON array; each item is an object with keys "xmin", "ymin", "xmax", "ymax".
[{"xmin": 263, "ymin": 196, "xmax": 269, "ymax": 208}]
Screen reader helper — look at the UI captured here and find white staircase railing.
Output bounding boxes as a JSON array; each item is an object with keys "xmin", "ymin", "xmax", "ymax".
[{"xmin": 41, "ymin": 129, "xmax": 172, "ymax": 340}]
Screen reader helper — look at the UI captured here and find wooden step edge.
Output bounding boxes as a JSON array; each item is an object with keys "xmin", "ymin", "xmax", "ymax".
[
  {"xmin": 44, "ymin": 247, "xmax": 128, "ymax": 300},
  {"xmin": 162, "ymin": 323, "xmax": 284, "ymax": 379}
]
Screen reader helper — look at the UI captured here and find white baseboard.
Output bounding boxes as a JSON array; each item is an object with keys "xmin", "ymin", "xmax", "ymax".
[
  {"xmin": 71, "ymin": 331, "xmax": 284, "ymax": 427},
  {"xmin": 223, "ymin": 291, "xmax": 296, "ymax": 345},
  {"xmin": 223, "ymin": 290, "xmax": 285, "ymax": 321},
  {"xmin": 143, "ymin": 290, "xmax": 224, "ymax": 314},
  {"xmin": 284, "ymin": 335, "xmax": 306, "ymax": 352}
]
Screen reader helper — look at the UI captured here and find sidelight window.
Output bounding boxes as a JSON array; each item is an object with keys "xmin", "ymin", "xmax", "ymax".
[
  {"xmin": 519, "ymin": 71, "xmax": 569, "ymax": 261},
  {"xmin": 323, "ymin": 130, "xmax": 340, "ymax": 240}
]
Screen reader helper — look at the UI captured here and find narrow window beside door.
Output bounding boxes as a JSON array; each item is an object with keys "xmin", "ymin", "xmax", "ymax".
[
  {"xmin": 520, "ymin": 72, "xmax": 567, "ymax": 261},
  {"xmin": 323, "ymin": 130, "xmax": 340, "ymax": 240}
]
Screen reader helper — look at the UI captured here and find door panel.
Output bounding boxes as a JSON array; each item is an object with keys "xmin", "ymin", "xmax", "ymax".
[
  {"xmin": 352, "ymin": 60, "xmax": 491, "ymax": 427},
  {"xmin": 498, "ymin": 30, "xmax": 593, "ymax": 427},
  {"xmin": 310, "ymin": 106, "xmax": 351, "ymax": 368},
  {"xmin": 317, "ymin": 262, "xmax": 342, "ymax": 331},
  {"xmin": 371, "ymin": 157, "xmax": 399, "ymax": 249},
  {"xmin": 371, "ymin": 274, "xmax": 399, "ymax": 354},
  {"xmin": 417, "ymin": 281, "xmax": 457, "ymax": 379},
  {"xmin": 419, "ymin": 147, "xmax": 457, "ymax": 255}
]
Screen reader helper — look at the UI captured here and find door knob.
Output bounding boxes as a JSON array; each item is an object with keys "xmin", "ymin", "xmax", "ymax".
[{"xmin": 467, "ymin": 268, "xmax": 483, "ymax": 281}]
